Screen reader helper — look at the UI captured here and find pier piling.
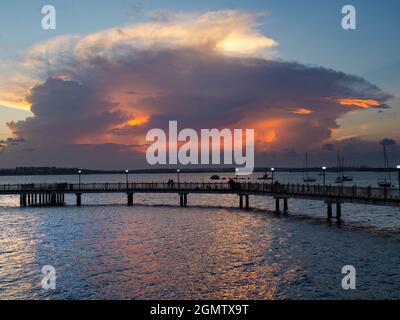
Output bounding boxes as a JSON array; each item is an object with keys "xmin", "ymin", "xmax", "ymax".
[
  {"xmin": 127, "ymin": 193, "xmax": 133, "ymax": 206},
  {"xmin": 284, "ymin": 198, "xmax": 288, "ymax": 213},
  {"xmin": 19, "ymin": 192, "xmax": 64, "ymax": 207},
  {"xmin": 275, "ymin": 198, "xmax": 280, "ymax": 213},
  {"xmin": 327, "ymin": 203, "xmax": 333, "ymax": 219},
  {"xmin": 336, "ymin": 203, "xmax": 342, "ymax": 220},
  {"xmin": 76, "ymin": 193, "xmax": 82, "ymax": 206}
]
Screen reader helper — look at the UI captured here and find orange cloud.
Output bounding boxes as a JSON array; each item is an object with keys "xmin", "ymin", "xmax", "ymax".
[
  {"xmin": 250, "ymin": 118, "xmax": 293, "ymax": 146},
  {"xmin": 127, "ymin": 116, "xmax": 149, "ymax": 126},
  {"xmin": 0, "ymin": 73, "xmax": 39, "ymax": 111},
  {"xmin": 289, "ymin": 108, "xmax": 313, "ymax": 115},
  {"xmin": 337, "ymin": 98, "xmax": 381, "ymax": 109}
]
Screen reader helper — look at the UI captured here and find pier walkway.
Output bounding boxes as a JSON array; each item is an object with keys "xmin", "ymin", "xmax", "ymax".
[{"xmin": 1, "ymin": 182, "xmax": 400, "ymax": 220}]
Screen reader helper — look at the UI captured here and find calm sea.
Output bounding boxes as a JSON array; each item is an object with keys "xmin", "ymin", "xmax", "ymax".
[{"xmin": 0, "ymin": 172, "xmax": 399, "ymax": 299}]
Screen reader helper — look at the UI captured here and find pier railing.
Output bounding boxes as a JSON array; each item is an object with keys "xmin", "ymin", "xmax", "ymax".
[{"xmin": 0, "ymin": 182, "xmax": 399, "ymax": 200}]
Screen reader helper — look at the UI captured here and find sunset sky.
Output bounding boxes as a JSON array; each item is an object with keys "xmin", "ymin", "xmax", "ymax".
[{"xmin": 0, "ymin": 0, "xmax": 399, "ymax": 168}]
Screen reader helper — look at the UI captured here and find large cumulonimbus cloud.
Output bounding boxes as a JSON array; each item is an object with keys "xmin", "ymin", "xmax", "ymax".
[{"xmin": 2, "ymin": 10, "xmax": 395, "ymax": 168}]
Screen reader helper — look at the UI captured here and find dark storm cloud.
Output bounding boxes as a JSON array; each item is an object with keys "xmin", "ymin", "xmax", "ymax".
[
  {"xmin": 3, "ymin": 49, "xmax": 394, "ymax": 167},
  {"xmin": 8, "ymin": 78, "xmax": 129, "ymax": 146},
  {"xmin": 71, "ymin": 49, "xmax": 392, "ymax": 147}
]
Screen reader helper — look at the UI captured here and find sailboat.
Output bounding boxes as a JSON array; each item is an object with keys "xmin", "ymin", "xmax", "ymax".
[
  {"xmin": 303, "ymin": 153, "xmax": 317, "ymax": 183},
  {"xmin": 378, "ymin": 143, "xmax": 393, "ymax": 188},
  {"xmin": 335, "ymin": 151, "xmax": 353, "ymax": 183}
]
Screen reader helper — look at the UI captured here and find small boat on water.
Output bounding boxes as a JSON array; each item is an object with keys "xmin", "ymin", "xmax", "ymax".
[
  {"xmin": 378, "ymin": 142, "xmax": 393, "ymax": 188},
  {"xmin": 303, "ymin": 152, "xmax": 317, "ymax": 183},
  {"xmin": 257, "ymin": 171, "xmax": 273, "ymax": 180},
  {"xmin": 210, "ymin": 175, "xmax": 220, "ymax": 180},
  {"xmin": 335, "ymin": 151, "xmax": 353, "ymax": 183},
  {"xmin": 336, "ymin": 175, "xmax": 353, "ymax": 183}
]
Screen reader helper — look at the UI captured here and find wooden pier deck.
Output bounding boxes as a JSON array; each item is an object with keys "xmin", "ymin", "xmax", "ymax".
[{"xmin": 1, "ymin": 182, "xmax": 399, "ymax": 220}]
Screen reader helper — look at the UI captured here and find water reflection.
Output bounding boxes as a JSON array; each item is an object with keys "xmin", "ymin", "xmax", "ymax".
[
  {"xmin": 1, "ymin": 204, "xmax": 399, "ymax": 300},
  {"xmin": 1, "ymin": 172, "xmax": 400, "ymax": 299}
]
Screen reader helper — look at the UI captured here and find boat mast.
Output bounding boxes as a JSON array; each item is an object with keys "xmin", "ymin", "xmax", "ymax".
[
  {"xmin": 382, "ymin": 143, "xmax": 392, "ymax": 184},
  {"xmin": 342, "ymin": 156, "xmax": 345, "ymax": 177},
  {"xmin": 305, "ymin": 152, "xmax": 309, "ymax": 180},
  {"xmin": 337, "ymin": 151, "xmax": 342, "ymax": 179}
]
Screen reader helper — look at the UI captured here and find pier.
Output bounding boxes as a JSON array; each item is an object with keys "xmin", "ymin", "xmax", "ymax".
[{"xmin": 1, "ymin": 182, "xmax": 400, "ymax": 220}]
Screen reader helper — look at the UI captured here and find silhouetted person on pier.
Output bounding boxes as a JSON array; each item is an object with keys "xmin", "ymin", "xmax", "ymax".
[
  {"xmin": 228, "ymin": 178, "xmax": 241, "ymax": 192},
  {"xmin": 167, "ymin": 179, "xmax": 174, "ymax": 188},
  {"xmin": 272, "ymin": 180, "xmax": 280, "ymax": 192}
]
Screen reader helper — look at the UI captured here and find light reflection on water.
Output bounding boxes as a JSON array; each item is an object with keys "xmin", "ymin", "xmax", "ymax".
[{"xmin": 0, "ymin": 173, "xmax": 400, "ymax": 299}]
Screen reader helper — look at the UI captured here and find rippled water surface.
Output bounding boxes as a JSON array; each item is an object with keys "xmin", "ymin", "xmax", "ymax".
[{"xmin": 0, "ymin": 173, "xmax": 399, "ymax": 299}]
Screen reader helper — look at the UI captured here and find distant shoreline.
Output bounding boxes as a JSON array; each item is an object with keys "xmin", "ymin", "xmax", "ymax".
[{"xmin": 0, "ymin": 167, "xmax": 398, "ymax": 176}]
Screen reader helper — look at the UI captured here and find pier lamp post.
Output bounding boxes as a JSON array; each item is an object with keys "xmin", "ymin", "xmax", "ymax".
[
  {"xmin": 322, "ymin": 166, "xmax": 327, "ymax": 188},
  {"xmin": 271, "ymin": 168, "xmax": 275, "ymax": 185},
  {"xmin": 125, "ymin": 170, "xmax": 129, "ymax": 189},
  {"xmin": 78, "ymin": 170, "xmax": 82, "ymax": 189},
  {"xmin": 177, "ymin": 169, "xmax": 180, "ymax": 188},
  {"xmin": 397, "ymin": 165, "xmax": 400, "ymax": 197}
]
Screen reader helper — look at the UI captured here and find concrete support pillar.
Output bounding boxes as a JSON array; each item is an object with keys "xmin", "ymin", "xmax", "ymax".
[
  {"xmin": 275, "ymin": 198, "xmax": 280, "ymax": 213},
  {"xmin": 127, "ymin": 193, "xmax": 133, "ymax": 206},
  {"xmin": 245, "ymin": 195, "xmax": 249, "ymax": 210},
  {"xmin": 76, "ymin": 193, "xmax": 82, "ymax": 206},
  {"xmin": 239, "ymin": 195, "xmax": 243, "ymax": 209},
  {"xmin": 336, "ymin": 203, "xmax": 342, "ymax": 220},
  {"xmin": 327, "ymin": 203, "xmax": 333, "ymax": 219},
  {"xmin": 283, "ymin": 198, "xmax": 288, "ymax": 213},
  {"xmin": 184, "ymin": 194, "xmax": 188, "ymax": 207},
  {"xmin": 179, "ymin": 194, "xmax": 184, "ymax": 207}
]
